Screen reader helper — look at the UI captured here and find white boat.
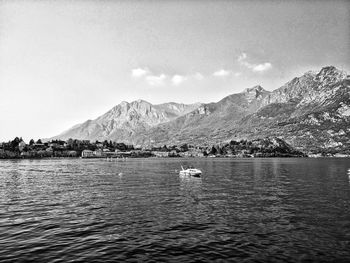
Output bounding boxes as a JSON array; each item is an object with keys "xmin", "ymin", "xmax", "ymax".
[{"xmin": 179, "ymin": 166, "xmax": 202, "ymax": 177}]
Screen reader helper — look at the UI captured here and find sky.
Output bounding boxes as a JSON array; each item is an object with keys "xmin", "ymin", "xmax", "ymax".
[{"xmin": 0, "ymin": 0, "xmax": 349, "ymax": 142}]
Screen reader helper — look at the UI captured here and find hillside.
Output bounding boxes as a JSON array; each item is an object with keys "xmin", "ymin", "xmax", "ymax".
[
  {"xmin": 52, "ymin": 100, "xmax": 201, "ymax": 142},
  {"xmin": 52, "ymin": 66, "xmax": 350, "ymax": 153}
]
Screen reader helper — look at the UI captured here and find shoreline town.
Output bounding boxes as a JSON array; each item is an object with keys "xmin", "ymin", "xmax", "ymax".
[{"xmin": 2, "ymin": 136, "xmax": 349, "ymax": 159}]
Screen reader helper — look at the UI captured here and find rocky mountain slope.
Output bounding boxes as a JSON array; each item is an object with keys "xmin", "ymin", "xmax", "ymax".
[
  {"xmin": 53, "ymin": 66, "xmax": 350, "ymax": 153},
  {"xmin": 52, "ymin": 100, "xmax": 201, "ymax": 142},
  {"xmin": 136, "ymin": 85, "xmax": 271, "ymax": 145},
  {"xmin": 236, "ymin": 66, "xmax": 350, "ymax": 153}
]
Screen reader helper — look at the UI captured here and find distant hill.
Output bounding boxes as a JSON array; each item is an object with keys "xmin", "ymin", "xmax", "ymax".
[
  {"xmin": 52, "ymin": 66, "xmax": 350, "ymax": 153},
  {"xmin": 51, "ymin": 100, "xmax": 201, "ymax": 142}
]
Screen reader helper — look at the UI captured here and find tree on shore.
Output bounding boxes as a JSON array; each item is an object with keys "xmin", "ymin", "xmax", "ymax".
[{"xmin": 10, "ymin": 137, "xmax": 21, "ymax": 152}]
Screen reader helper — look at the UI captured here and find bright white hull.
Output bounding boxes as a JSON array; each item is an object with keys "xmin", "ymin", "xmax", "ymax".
[{"xmin": 179, "ymin": 169, "xmax": 202, "ymax": 177}]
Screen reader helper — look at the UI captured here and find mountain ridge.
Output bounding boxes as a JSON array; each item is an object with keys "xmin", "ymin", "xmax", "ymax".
[
  {"xmin": 52, "ymin": 100, "xmax": 201, "ymax": 142},
  {"xmin": 52, "ymin": 66, "xmax": 350, "ymax": 153}
]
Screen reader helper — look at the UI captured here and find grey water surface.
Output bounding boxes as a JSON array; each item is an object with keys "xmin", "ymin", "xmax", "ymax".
[{"xmin": 0, "ymin": 158, "xmax": 350, "ymax": 262}]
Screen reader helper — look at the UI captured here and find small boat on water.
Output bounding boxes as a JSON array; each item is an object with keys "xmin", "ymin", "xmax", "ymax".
[{"xmin": 179, "ymin": 166, "xmax": 202, "ymax": 177}]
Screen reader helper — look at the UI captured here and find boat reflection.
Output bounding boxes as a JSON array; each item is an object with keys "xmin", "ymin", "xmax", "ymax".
[{"xmin": 179, "ymin": 173, "xmax": 202, "ymax": 191}]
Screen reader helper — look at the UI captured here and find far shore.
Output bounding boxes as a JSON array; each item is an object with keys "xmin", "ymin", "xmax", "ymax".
[
  {"xmin": 2, "ymin": 137, "xmax": 349, "ymax": 160},
  {"xmin": 1, "ymin": 155, "xmax": 350, "ymax": 161}
]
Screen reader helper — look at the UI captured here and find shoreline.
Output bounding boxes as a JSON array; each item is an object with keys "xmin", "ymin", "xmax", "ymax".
[{"xmin": 1, "ymin": 155, "xmax": 350, "ymax": 161}]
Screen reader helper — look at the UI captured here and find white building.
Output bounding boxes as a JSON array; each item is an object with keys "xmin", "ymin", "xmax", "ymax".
[{"xmin": 81, "ymin": 149, "xmax": 94, "ymax": 158}]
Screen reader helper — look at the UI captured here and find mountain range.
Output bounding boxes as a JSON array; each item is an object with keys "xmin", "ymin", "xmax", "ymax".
[{"xmin": 52, "ymin": 66, "xmax": 350, "ymax": 153}]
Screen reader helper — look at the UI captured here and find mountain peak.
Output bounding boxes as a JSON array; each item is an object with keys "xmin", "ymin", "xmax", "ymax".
[
  {"xmin": 244, "ymin": 85, "xmax": 266, "ymax": 93},
  {"xmin": 315, "ymin": 65, "xmax": 347, "ymax": 84},
  {"xmin": 132, "ymin": 99, "xmax": 150, "ymax": 104},
  {"xmin": 319, "ymin": 65, "xmax": 339, "ymax": 74},
  {"xmin": 243, "ymin": 85, "xmax": 269, "ymax": 103}
]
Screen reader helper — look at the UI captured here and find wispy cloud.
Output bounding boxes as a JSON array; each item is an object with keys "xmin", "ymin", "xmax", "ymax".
[
  {"xmin": 131, "ymin": 67, "xmax": 166, "ymax": 86},
  {"xmin": 252, "ymin": 62, "xmax": 272, "ymax": 72},
  {"xmin": 132, "ymin": 68, "xmax": 224, "ymax": 86},
  {"xmin": 213, "ymin": 69, "xmax": 230, "ymax": 77},
  {"xmin": 171, "ymin": 74, "xmax": 187, "ymax": 85},
  {"xmin": 237, "ymin": 52, "xmax": 272, "ymax": 72},
  {"xmin": 131, "ymin": 67, "xmax": 149, "ymax": 78},
  {"xmin": 146, "ymin": 74, "xmax": 166, "ymax": 86}
]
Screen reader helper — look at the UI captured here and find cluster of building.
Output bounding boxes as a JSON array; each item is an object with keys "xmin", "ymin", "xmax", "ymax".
[
  {"xmin": 80, "ymin": 147, "xmax": 206, "ymax": 158},
  {"xmin": 81, "ymin": 149, "xmax": 148, "ymax": 158}
]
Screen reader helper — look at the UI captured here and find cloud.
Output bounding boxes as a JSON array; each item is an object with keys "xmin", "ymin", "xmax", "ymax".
[
  {"xmin": 131, "ymin": 67, "xmax": 166, "ymax": 86},
  {"xmin": 213, "ymin": 69, "xmax": 230, "ymax": 77},
  {"xmin": 146, "ymin": 74, "xmax": 166, "ymax": 86},
  {"xmin": 251, "ymin": 62, "xmax": 272, "ymax": 72},
  {"xmin": 131, "ymin": 68, "xmax": 149, "ymax": 78},
  {"xmin": 171, "ymin": 74, "xmax": 187, "ymax": 85},
  {"xmin": 234, "ymin": 72, "xmax": 242, "ymax": 77},
  {"xmin": 237, "ymin": 52, "xmax": 272, "ymax": 72}
]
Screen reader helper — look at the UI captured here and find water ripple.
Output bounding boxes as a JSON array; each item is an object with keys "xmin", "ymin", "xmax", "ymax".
[{"xmin": 0, "ymin": 158, "xmax": 350, "ymax": 262}]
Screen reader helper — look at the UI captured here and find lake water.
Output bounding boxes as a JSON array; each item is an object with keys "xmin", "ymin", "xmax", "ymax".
[{"xmin": 0, "ymin": 158, "xmax": 349, "ymax": 262}]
